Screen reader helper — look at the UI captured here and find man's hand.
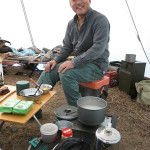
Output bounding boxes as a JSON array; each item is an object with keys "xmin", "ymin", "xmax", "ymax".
[
  {"xmin": 45, "ymin": 60, "xmax": 57, "ymax": 72},
  {"xmin": 58, "ymin": 61, "xmax": 75, "ymax": 73}
]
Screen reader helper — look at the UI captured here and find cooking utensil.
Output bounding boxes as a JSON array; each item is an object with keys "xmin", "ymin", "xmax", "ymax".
[
  {"xmin": 40, "ymin": 123, "xmax": 58, "ymax": 143},
  {"xmin": 55, "ymin": 120, "xmax": 73, "ymax": 131},
  {"xmin": 19, "ymin": 88, "xmax": 43, "ymax": 101},
  {"xmin": 29, "ymin": 80, "xmax": 43, "ymax": 96},
  {"xmin": 29, "ymin": 78, "xmax": 39, "ymax": 87},
  {"xmin": 77, "ymin": 96, "xmax": 107, "ymax": 126},
  {"xmin": 95, "ymin": 123, "xmax": 121, "ymax": 150},
  {"xmin": 30, "ymin": 78, "xmax": 52, "ymax": 94},
  {"xmin": 54, "ymin": 105, "xmax": 78, "ymax": 120},
  {"xmin": 40, "ymin": 84, "xmax": 52, "ymax": 94}
]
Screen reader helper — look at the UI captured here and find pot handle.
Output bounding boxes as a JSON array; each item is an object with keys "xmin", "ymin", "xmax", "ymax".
[{"xmin": 107, "ymin": 123, "xmax": 112, "ymax": 128}]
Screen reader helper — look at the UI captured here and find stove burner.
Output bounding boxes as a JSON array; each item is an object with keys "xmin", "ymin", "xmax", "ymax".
[{"xmin": 70, "ymin": 114, "xmax": 117, "ymax": 133}]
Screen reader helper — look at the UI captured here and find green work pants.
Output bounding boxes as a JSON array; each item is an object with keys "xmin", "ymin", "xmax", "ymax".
[{"xmin": 37, "ymin": 62, "xmax": 104, "ymax": 106}]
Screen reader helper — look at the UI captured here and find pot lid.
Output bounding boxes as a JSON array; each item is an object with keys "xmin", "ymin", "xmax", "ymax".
[
  {"xmin": 54, "ymin": 105, "xmax": 78, "ymax": 120},
  {"xmin": 96, "ymin": 123, "xmax": 121, "ymax": 144}
]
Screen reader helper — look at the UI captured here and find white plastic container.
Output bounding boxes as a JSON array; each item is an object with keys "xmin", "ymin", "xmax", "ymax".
[{"xmin": 40, "ymin": 123, "xmax": 58, "ymax": 143}]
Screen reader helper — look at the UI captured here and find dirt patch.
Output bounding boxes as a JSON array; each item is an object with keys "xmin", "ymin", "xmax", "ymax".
[{"xmin": 0, "ymin": 65, "xmax": 150, "ymax": 150}]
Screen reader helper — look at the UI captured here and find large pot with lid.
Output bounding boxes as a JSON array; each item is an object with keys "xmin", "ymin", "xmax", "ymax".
[{"xmin": 77, "ymin": 96, "xmax": 107, "ymax": 126}]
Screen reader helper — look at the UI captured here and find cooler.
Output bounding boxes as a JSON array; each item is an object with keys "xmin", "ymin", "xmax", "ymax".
[{"xmin": 79, "ymin": 76, "xmax": 110, "ymax": 100}]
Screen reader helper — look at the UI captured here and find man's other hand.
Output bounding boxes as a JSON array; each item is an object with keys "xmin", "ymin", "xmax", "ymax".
[
  {"xmin": 58, "ymin": 61, "xmax": 75, "ymax": 73},
  {"xmin": 45, "ymin": 60, "xmax": 57, "ymax": 72}
]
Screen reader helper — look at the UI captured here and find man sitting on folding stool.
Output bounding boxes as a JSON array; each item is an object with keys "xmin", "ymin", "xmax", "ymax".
[{"xmin": 37, "ymin": 0, "xmax": 110, "ymax": 106}]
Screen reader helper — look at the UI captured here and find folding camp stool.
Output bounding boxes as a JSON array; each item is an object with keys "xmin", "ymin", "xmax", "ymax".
[{"xmin": 79, "ymin": 76, "xmax": 110, "ymax": 100}]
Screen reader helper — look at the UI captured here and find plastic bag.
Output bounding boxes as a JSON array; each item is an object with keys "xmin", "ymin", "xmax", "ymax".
[
  {"xmin": 0, "ymin": 99, "xmax": 20, "ymax": 113},
  {"xmin": 12, "ymin": 100, "xmax": 34, "ymax": 114}
]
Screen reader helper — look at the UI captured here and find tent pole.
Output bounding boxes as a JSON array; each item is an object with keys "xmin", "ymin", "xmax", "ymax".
[
  {"xmin": 124, "ymin": 0, "xmax": 150, "ymax": 64},
  {"xmin": 20, "ymin": 0, "xmax": 35, "ymax": 47}
]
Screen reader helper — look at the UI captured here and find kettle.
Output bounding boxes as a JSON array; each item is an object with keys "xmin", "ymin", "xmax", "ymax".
[{"xmin": 95, "ymin": 123, "xmax": 121, "ymax": 150}]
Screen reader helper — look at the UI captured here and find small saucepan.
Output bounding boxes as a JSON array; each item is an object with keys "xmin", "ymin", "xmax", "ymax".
[{"xmin": 55, "ymin": 120, "xmax": 73, "ymax": 131}]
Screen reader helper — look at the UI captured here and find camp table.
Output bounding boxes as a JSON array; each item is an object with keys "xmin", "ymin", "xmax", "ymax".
[
  {"xmin": 2, "ymin": 59, "xmax": 47, "ymax": 77},
  {"xmin": 0, "ymin": 85, "xmax": 56, "ymax": 130}
]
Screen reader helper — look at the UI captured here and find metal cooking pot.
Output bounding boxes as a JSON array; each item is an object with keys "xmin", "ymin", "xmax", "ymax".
[
  {"xmin": 55, "ymin": 120, "xmax": 73, "ymax": 131},
  {"xmin": 19, "ymin": 88, "xmax": 43, "ymax": 101},
  {"xmin": 77, "ymin": 96, "xmax": 107, "ymax": 126}
]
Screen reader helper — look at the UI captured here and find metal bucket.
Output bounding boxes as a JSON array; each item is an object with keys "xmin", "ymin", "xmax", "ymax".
[{"xmin": 125, "ymin": 54, "xmax": 136, "ymax": 63}]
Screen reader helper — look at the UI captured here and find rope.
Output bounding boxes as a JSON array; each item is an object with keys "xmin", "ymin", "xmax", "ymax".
[
  {"xmin": 20, "ymin": 0, "xmax": 35, "ymax": 46},
  {"xmin": 124, "ymin": 0, "xmax": 150, "ymax": 64}
]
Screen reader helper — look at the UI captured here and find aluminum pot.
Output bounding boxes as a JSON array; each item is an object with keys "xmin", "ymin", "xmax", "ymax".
[
  {"xmin": 77, "ymin": 96, "xmax": 107, "ymax": 126},
  {"xmin": 19, "ymin": 88, "xmax": 43, "ymax": 101},
  {"xmin": 55, "ymin": 120, "xmax": 73, "ymax": 131}
]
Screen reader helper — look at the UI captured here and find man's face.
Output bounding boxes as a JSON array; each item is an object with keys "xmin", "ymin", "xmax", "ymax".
[{"xmin": 70, "ymin": 0, "xmax": 91, "ymax": 17}]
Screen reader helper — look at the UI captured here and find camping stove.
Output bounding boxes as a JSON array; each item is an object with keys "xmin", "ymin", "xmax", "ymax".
[
  {"xmin": 54, "ymin": 106, "xmax": 120, "ymax": 150},
  {"xmin": 54, "ymin": 105, "xmax": 117, "ymax": 132},
  {"xmin": 70, "ymin": 114, "xmax": 117, "ymax": 133},
  {"xmin": 70, "ymin": 114, "xmax": 119, "ymax": 150}
]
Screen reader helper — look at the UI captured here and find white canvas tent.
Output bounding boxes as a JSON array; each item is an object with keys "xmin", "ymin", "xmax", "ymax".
[{"xmin": 1, "ymin": 0, "xmax": 150, "ymax": 77}]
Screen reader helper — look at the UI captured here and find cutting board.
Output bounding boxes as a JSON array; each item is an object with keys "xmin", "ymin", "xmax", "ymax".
[{"xmin": 0, "ymin": 85, "xmax": 16, "ymax": 102}]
